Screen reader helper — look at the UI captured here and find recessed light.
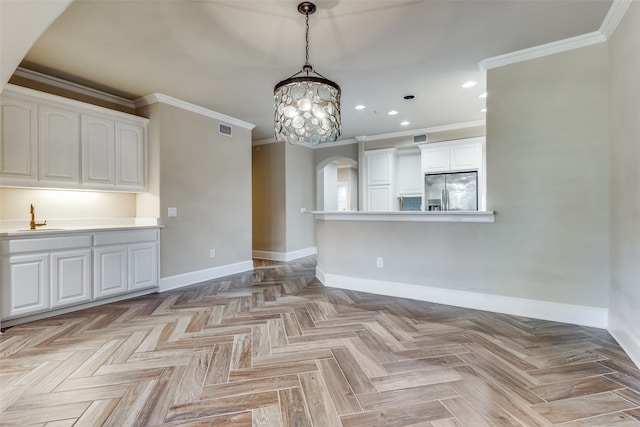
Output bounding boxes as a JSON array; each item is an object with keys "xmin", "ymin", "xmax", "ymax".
[
  {"xmin": 481, "ymin": 108, "xmax": 487, "ymax": 113},
  {"xmin": 400, "ymin": 121, "xmax": 410, "ymax": 126},
  {"xmin": 355, "ymin": 105, "xmax": 366, "ymax": 110},
  {"xmin": 479, "ymin": 92, "xmax": 488, "ymax": 98},
  {"xmin": 462, "ymin": 81, "xmax": 477, "ymax": 88},
  {"xmin": 388, "ymin": 110, "xmax": 399, "ymax": 115}
]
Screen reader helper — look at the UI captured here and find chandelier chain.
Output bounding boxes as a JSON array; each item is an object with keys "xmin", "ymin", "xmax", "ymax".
[{"xmin": 305, "ymin": 11, "xmax": 310, "ymax": 67}]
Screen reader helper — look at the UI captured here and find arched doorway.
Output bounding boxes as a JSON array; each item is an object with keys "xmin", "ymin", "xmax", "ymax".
[{"xmin": 317, "ymin": 157, "xmax": 358, "ymax": 211}]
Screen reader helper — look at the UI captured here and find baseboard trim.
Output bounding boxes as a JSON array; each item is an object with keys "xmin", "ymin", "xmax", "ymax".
[
  {"xmin": 608, "ymin": 312, "xmax": 640, "ymax": 369},
  {"xmin": 159, "ymin": 260, "xmax": 254, "ymax": 292},
  {"xmin": 253, "ymin": 247, "xmax": 317, "ymax": 262},
  {"xmin": 1, "ymin": 288, "xmax": 157, "ymax": 329},
  {"xmin": 316, "ymin": 268, "xmax": 608, "ymax": 329}
]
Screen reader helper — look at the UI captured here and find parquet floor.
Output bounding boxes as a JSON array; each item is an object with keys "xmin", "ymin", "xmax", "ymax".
[{"xmin": 1, "ymin": 256, "xmax": 639, "ymax": 426}]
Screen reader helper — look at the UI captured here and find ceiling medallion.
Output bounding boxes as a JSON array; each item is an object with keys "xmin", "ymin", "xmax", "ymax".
[{"xmin": 274, "ymin": 2, "xmax": 341, "ymax": 146}]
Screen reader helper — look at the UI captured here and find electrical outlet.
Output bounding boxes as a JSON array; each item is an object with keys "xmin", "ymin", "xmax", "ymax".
[
  {"xmin": 209, "ymin": 249, "xmax": 216, "ymax": 258},
  {"xmin": 376, "ymin": 257, "xmax": 383, "ymax": 268},
  {"xmin": 168, "ymin": 207, "xmax": 177, "ymax": 217}
]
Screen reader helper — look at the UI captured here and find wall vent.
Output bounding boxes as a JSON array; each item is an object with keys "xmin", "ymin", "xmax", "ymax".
[
  {"xmin": 218, "ymin": 123, "xmax": 232, "ymax": 137},
  {"xmin": 413, "ymin": 134, "xmax": 428, "ymax": 144}
]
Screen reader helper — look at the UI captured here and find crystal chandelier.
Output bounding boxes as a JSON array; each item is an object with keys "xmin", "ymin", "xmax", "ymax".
[{"xmin": 274, "ymin": 2, "xmax": 341, "ymax": 146}]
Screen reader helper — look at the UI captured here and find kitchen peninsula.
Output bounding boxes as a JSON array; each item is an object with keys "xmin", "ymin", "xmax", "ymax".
[{"xmin": 313, "ymin": 209, "xmax": 607, "ymax": 331}]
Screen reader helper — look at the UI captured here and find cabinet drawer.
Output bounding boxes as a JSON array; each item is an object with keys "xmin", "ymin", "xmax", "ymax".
[
  {"xmin": 1, "ymin": 235, "xmax": 92, "ymax": 255},
  {"xmin": 94, "ymin": 229, "xmax": 158, "ymax": 246}
]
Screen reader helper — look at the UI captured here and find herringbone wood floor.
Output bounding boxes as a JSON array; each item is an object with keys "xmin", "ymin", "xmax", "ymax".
[{"xmin": 1, "ymin": 257, "xmax": 639, "ymax": 426}]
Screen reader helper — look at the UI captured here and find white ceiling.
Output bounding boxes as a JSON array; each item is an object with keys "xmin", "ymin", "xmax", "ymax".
[{"xmin": 20, "ymin": 0, "xmax": 612, "ymax": 142}]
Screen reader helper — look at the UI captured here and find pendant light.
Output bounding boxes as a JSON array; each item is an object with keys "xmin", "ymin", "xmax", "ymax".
[{"xmin": 274, "ymin": 2, "xmax": 341, "ymax": 146}]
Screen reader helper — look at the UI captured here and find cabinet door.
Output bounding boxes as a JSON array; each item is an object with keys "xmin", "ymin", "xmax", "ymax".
[
  {"xmin": 94, "ymin": 245, "xmax": 128, "ymax": 299},
  {"xmin": 50, "ymin": 249, "xmax": 92, "ymax": 308},
  {"xmin": 39, "ymin": 104, "xmax": 80, "ymax": 185},
  {"xmin": 366, "ymin": 151, "xmax": 393, "ymax": 185},
  {"xmin": 367, "ymin": 186, "xmax": 392, "ymax": 211},
  {"xmin": 2, "ymin": 253, "xmax": 49, "ymax": 317},
  {"xmin": 82, "ymin": 114, "xmax": 115, "ymax": 188},
  {"xmin": 115, "ymin": 122, "xmax": 145, "ymax": 191},
  {"xmin": 0, "ymin": 97, "xmax": 38, "ymax": 184},
  {"xmin": 397, "ymin": 154, "xmax": 422, "ymax": 195},
  {"xmin": 450, "ymin": 144, "xmax": 480, "ymax": 171},
  {"xmin": 421, "ymin": 147, "xmax": 450, "ymax": 173},
  {"xmin": 129, "ymin": 242, "xmax": 158, "ymax": 291}
]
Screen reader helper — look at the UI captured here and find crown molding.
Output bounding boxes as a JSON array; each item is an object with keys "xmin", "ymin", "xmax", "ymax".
[
  {"xmin": 134, "ymin": 93, "xmax": 255, "ymax": 130},
  {"xmin": 252, "ymin": 137, "xmax": 358, "ymax": 148},
  {"xmin": 479, "ymin": 0, "xmax": 632, "ymax": 71},
  {"xmin": 479, "ymin": 31, "xmax": 606, "ymax": 71},
  {"xmin": 12, "ymin": 67, "xmax": 136, "ymax": 109},
  {"xmin": 355, "ymin": 120, "xmax": 486, "ymax": 143},
  {"xmin": 599, "ymin": 0, "xmax": 633, "ymax": 39}
]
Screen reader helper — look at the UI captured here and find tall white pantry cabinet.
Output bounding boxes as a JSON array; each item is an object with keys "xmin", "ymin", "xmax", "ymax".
[{"xmin": 365, "ymin": 148, "xmax": 397, "ymax": 211}]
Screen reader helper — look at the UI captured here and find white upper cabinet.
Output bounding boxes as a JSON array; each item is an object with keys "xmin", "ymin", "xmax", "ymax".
[
  {"xmin": 420, "ymin": 138, "xmax": 483, "ymax": 173},
  {"xmin": 397, "ymin": 153, "xmax": 422, "ymax": 195},
  {"xmin": 0, "ymin": 85, "xmax": 147, "ymax": 192},
  {"xmin": 421, "ymin": 146, "xmax": 450, "ymax": 173},
  {"xmin": 0, "ymin": 96, "xmax": 38, "ymax": 184},
  {"xmin": 38, "ymin": 104, "xmax": 80, "ymax": 186},
  {"xmin": 366, "ymin": 149, "xmax": 395, "ymax": 186},
  {"xmin": 450, "ymin": 143, "xmax": 481, "ymax": 171},
  {"xmin": 116, "ymin": 121, "xmax": 145, "ymax": 191},
  {"xmin": 82, "ymin": 114, "xmax": 116, "ymax": 188}
]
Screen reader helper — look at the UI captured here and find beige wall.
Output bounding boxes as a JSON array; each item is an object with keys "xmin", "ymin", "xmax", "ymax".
[
  {"xmin": 285, "ymin": 143, "xmax": 315, "ymax": 252},
  {"xmin": 608, "ymin": 1, "xmax": 640, "ymax": 364},
  {"xmin": 151, "ymin": 103, "xmax": 252, "ymax": 277},
  {"xmin": 252, "ymin": 142, "xmax": 286, "ymax": 253},
  {"xmin": 251, "ymin": 141, "xmax": 315, "ymax": 255},
  {"xmin": 317, "ymin": 42, "xmax": 610, "ymax": 309},
  {"xmin": 0, "ymin": 187, "xmax": 136, "ymax": 220}
]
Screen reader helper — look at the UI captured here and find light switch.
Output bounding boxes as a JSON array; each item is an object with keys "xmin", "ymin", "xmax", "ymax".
[{"xmin": 168, "ymin": 207, "xmax": 177, "ymax": 217}]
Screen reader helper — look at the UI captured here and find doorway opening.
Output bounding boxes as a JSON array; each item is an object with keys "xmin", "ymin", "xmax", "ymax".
[{"xmin": 316, "ymin": 158, "xmax": 358, "ymax": 211}]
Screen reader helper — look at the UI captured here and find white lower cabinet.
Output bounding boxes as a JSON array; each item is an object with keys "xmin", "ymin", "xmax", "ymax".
[
  {"xmin": 2, "ymin": 253, "xmax": 49, "ymax": 317},
  {"xmin": 129, "ymin": 242, "xmax": 158, "ymax": 291},
  {"xmin": 94, "ymin": 229, "xmax": 159, "ymax": 299},
  {"xmin": 50, "ymin": 249, "xmax": 91, "ymax": 308},
  {"xmin": 367, "ymin": 186, "xmax": 393, "ymax": 211},
  {"xmin": 0, "ymin": 228, "xmax": 159, "ymax": 324},
  {"xmin": 94, "ymin": 245, "xmax": 128, "ymax": 298}
]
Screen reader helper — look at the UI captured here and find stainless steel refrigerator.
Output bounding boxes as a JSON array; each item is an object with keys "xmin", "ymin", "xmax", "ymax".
[{"xmin": 425, "ymin": 171, "xmax": 478, "ymax": 211}]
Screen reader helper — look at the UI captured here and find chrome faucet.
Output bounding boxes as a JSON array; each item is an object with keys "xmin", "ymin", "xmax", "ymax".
[{"xmin": 29, "ymin": 204, "xmax": 47, "ymax": 230}]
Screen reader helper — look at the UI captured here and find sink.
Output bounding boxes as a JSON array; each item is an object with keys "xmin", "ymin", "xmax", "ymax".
[{"xmin": 17, "ymin": 228, "xmax": 65, "ymax": 232}]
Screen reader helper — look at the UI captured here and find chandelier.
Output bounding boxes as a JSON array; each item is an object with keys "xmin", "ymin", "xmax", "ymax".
[{"xmin": 274, "ymin": 2, "xmax": 341, "ymax": 146}]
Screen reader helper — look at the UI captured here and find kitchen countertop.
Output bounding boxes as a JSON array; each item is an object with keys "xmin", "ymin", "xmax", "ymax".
[
  {"xmin": 312, "ymin": 210, "xmax": 495, "ymax": 223},
  {"xmin": 0, "ymin": 218, "xmax": 162, "ymax": 237}
]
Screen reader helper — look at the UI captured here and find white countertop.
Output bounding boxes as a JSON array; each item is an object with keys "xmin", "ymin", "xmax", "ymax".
[
  {"xmin": 312, "ymin": 210, "xmax": 495, "ymax": 223},
  {"xmin": 0, "ymin": 218, "xmax": 162, "ymax": 237}
]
